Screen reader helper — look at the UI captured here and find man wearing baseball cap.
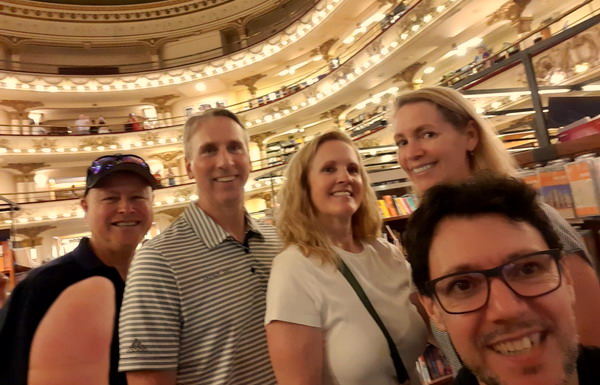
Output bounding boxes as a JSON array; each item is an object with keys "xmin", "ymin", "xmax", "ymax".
[{"xmin": 0, "ymin": 154, "xmax": 158, "ymax": 385}]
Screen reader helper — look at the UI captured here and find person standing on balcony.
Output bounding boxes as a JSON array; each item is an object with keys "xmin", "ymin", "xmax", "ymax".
[
  {"xmin": 74, "ymin": 114, "xmax": 91, "ymax": 134},
  {"xmin": 0, "ymin": 154, "xmax": 158, "ymax": 385},
  {"xmin": 119, "ymin": 108, "xmax": 282, "ymax": 385}
]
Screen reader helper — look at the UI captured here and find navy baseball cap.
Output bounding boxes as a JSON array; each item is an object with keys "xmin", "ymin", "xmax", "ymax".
[{"xmin": 85, "ymin": 154, "xmax": 160, "ymax": 194}]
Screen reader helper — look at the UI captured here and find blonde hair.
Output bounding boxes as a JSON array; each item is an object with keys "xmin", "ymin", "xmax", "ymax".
[
  {"xmin": 277, "ymin": 131, "xmax": 382, "ymax": 266},
  {"xmin": 393, "ymin": 86, "xmax": 517, "ymax": 177},
  {"xmin": 183, "ymin": 108, "xmax": 248, "ymax": 160}
]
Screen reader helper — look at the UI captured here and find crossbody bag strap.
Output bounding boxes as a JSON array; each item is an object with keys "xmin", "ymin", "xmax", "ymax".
[{"xmin": 338, "ymin": 260, "xmax": 409, "ymax": 383}]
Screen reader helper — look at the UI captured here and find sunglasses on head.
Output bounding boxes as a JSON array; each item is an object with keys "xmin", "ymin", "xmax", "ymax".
[{"xmin": 89, "ymin": 154, "xmax": 149, "ymax": 175}]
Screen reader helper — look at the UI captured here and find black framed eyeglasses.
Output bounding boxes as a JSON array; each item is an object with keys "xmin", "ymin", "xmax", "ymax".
[
  {"xmin": 89, "ymin": 154, "xmax": 149, "ymax": 175},
  {"xmin": 425, "ymin": 249, "xmax": 563, "ymax": 315}
]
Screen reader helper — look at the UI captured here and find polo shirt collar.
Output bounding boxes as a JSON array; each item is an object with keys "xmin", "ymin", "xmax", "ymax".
[
  {"xmin": 71, "ymin": 237, "xmax": 111, "ymax": 271},
  {"xmin": 183, "ymin": 202, "xmax": 265, "ymax": 249}
]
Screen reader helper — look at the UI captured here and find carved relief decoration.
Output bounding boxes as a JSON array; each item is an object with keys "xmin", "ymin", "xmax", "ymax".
[
  {"xmin": 0, "ymin": 100, "xmax": 43, "ymax": 117},
  {"xmin": 533, "ymin": 24, "xmax": 600, "ymax": 85},
  {"xmin": 78, "ymin": 136, "xmax": 119, "ymax": 149},
  {"xmin": 16, "ymin": 225, "xmax": 56, "ymax": 240},
  {"xmin": 317, "ymin": 38, "xmax": 338, "ymax": 61},
  {"xmin": 4, "ymin": 162, "xmax": 48, "ymax": 175},
  {"xmin": 32, "ymin": 138, "xmax": 57, "ymax": 151},
  {"xmin": 138, "ymin": 132, "xmax": 160, "ymax": 143},
  {"xmin": 320, "ymin": 104, "xmax": 351, "ymax": 127},
  {"xmin": 356, "ymin": 138, "xmax": 381, "ymax": 148},
  {"xmin": 151, "ymin": 150, "xmax": 184, "ymax": 164},
  {"xmin": 0, "ymin": 139, "xmax": 12, "ymax": 150},
  {"xmin": 250, "ymin": 132, "xmax": 275, "ymax": 146},
  {"xmin": 393, "ymin": 62, "xmax": 426, "ymax": 89},
  {"xmin": 140, "ymin": 94, "xmax": 179, "ymax": 111},
  {"xmin": 486, "ymin": 0, "xmax": 533, "ymax": 33},
  {"xmin": 158, "ymin": 207, "xmax": 186, "ymax": 219},
  {"xmin": 234, "ymin": 74, "xmax": 267, "ymax": 96},
  {"xmin": 175, "ymin": 187, "xmax": 195, "ymax": 199}
]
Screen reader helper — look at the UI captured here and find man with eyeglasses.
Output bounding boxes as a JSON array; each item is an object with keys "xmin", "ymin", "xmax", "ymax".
[
  {"xmin": 403, "ymin": 174, "xmax": 600, "ymax": 385},
  {"xmin": 0, "ymin": 154, "xmax": 158, "ymax": 385}
]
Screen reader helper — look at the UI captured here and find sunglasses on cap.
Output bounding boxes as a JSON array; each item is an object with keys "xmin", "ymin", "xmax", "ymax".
[{"xmin": 88, "ymin": 154, "xmax": 150, "ymax": 175}]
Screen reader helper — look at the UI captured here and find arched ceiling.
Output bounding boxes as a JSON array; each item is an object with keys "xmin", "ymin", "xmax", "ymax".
[{"xmin": 26, "ymin": 0, "xmax": 169, "ymax": 5}]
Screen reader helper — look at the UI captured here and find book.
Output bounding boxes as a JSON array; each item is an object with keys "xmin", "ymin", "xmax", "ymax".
[
  {"xmin": 383, "ymin": 195, "xmax": 399, "ymax": 217},
  {"xmin": 377, "ymin": 199, "xmax": 390, "ymax": 217},
  {"xmin": 393, "ymin": 197, "xmax": 408, "ymax": 215}
]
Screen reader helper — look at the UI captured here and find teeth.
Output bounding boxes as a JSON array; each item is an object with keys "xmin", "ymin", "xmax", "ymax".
[
  {"xmin": 412, "ymin": 164, "xmax": 434, "ymax": 174},
  {"xmin": 216, "ymin": 176, "xmax": 236, "ymax": 182},
  {"xmin": 114, "ymin": 222, "xmax": 137, "ymax": 227},
  {"xmin": 491, "ymin": 333, "xmax": 540, "ymax": 355},
  {"xmin": 332, "ymin": 191, "xmax": 351, "ymax": 196}
]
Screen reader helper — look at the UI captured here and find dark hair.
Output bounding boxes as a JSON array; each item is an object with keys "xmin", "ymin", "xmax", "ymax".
[{"xmin": 403, "ymin": 173, "xmax": 562, "ymax": 296}]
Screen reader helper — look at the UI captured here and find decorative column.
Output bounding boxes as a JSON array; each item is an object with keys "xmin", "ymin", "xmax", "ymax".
[
  {"xmin": 14, "ymin": 225, "xmax": 55, "ymax": 265},
  {"xmin": 317, "ymin": 38, "xmax": 339, "ymax": 62},
  {"xmin": 141, "ymin": 94, "xmax": 179, "ymax": 128},
  {"xmin": 321, "ymin": 104, "xmax": 351, "ymax": 129},
  {"xmin": 150, "ymin": 150, "xmax": 184, "ymax": 186},
  {"xmin": 0, "ymin": 100, "xmax": 44, "ymax": 135},
  {"xmin": 249, "ymin": 132, "xmax": 274, "ymax": 170},
  {"xmin": 4, "ymin": 163, "xmax": 49, "ymax": 202},
  {"xmin": 393, "ymin": 62, "xmax": 426, "ymax": 90}
]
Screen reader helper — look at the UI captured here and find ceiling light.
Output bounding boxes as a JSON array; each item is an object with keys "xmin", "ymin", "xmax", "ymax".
[
  {"xmin": 491, "ymin": 101, "xmax": 502, "ymax": 109},
  {"xmin": 343, "ymin": 36, "xmax": 355, "ymax": 45},
  {"xmin": 195, "ymin": 82, "xmax": 207, "ymax": 92},
  {"xmin": 424, "ymin": 66, "xmax": 435, "ymax": 74},
  {"xmin": 549, "ymin": 71, "xmax": 566, "ymax": 85},
  {"xmin": 575, "ymin": 63, "xmax": 589, "ymax": 73},
  {"xmin": 582, "ymin": 84, "xmax": 600, "ymax": 91}
]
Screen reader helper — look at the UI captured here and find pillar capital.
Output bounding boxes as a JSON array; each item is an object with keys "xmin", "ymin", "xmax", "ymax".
[
  {"xmin": 234, "ymin": 74, "xmax": 266, "ymax": 97},
  {"xmin": 0, "ymin": 100, "xmax": 44, "ymax": 118}
]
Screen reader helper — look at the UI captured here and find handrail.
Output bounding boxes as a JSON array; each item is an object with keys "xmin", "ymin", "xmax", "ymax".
[
  {"xmin": 0, "ymin": 0, "xmax": 422, "ymax": 137},
  {"xmin": 441, "ymin": 0, "xmax": 596, "ymax": 88},
  {"xmin": 0, "ymin": 0, "xmax": 318, "ymax": 76},
  {"xmin": 0, "ymin": 125, "xmax": 388, "ymax": 205}
]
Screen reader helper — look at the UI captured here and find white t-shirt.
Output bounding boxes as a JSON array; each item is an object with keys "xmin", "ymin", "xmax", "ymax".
[{"xmin": 265, "ymin": 239, "xmax": 427, "ymax": 385}]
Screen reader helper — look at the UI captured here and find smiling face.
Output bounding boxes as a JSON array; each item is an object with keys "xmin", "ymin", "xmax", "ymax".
[
  {"xmin": 394, "ymin": 101, "xmax": 478, "ymax": 192},
  {"xmin": 82, "ymin": 172, "xmax": 153, "ymax": 257},
  {"xmin": 307, "ymin": 140, "xmax": 364, "ymax": 225},
  {"xmin": 421, "ymin": 214, "xmax": 579, "ymax": 385},
  {"xmin": 185, "ymin": 116, "xmax": 251, "ymax": 211}
]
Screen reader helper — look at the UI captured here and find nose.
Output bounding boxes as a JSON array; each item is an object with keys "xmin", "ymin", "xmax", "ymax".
[
  {"xmin": 216, "ymin": 148, "xmax": 234, "ymax": 169},
  {"xmin": 403, "ymin": 140, "xmax": 425, "ymax": 161},
  {"xmin": 485, "ymin": 277, "xmax": 529, "ymax": 322},
  {"xmin": 336, "ymin": 168, "xmax": 351, "ymax": 183},
  {"xmin": 117, "ymin": 197, "xmax": 134, "ymax": 213}
]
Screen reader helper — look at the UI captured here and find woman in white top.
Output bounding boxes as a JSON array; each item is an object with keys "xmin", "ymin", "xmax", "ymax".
[{"xmin": 265, "ymin": 131, "xmax": 427, "ymax": 385}]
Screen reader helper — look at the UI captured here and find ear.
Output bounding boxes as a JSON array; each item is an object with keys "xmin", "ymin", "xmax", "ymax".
[
  {"xmin": 80, "ymin": 197, "xmax": 89, "ymax": 214},
  {"xmin": 419, "ymin": 293, "xmax": 447, "ymax": 332},
  {"xmin": 560, "ymin": 260, "xmax": 576, "ymax": 304},
  {"xmin": 465, "ymin": 120, "xmax": 480, "ymax": 152},
  {"xmin": 185, "ymin": 158, "xmax": 195, "ymax": 180}
]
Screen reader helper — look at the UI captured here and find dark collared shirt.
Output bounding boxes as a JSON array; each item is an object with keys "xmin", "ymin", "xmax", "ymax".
[{"xmin": 0, "ymin": 238, "xmax": 125, "ymax": 385}]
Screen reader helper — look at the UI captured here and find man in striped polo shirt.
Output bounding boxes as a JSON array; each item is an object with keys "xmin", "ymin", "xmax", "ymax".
[{"xmin": 119, "ymin": 109, "xmax": 282, "ymax": 385}]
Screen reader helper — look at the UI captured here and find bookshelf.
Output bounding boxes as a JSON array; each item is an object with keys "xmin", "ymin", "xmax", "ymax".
[
  {"xmin": 428, "ymin": 374, "xmax": 453, "ymax": 385},
  {"xmin": 514, "ymin": 133, "xmax": 600, "ymax": 167}
]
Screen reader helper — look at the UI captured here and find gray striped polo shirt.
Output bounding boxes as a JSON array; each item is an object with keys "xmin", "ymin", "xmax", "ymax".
[{"xmin": 119, "ymin": 202, "xmax": 282, "ymax": 385}]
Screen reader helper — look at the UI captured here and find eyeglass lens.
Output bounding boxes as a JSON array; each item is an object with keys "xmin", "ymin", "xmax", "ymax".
[{"xmin": 433, "ymin": 252, "xmax": 561, "ymax": 314}]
